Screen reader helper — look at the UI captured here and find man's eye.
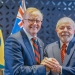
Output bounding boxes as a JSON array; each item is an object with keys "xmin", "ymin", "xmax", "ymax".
[
  {"xmin": 60, "ymin": 28, "xmax": 64, "ymax": 29},
  {"xmin": 67, "ymin": 28, "xmax": 71, "ymax": 30},
  {"xmin": 29, "ymin": 19, "xmax": 34, "ymax": 21}
]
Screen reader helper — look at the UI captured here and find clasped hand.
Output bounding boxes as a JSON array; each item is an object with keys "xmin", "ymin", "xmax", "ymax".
[{"xmin": 41, "ymin": 57, "xmax": 61, "ymax": 73}]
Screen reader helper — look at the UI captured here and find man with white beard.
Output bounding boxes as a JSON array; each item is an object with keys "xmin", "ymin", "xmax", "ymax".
[{"xmin": 41, "ymin": 17, "xmax": 75, "ymax": 75}]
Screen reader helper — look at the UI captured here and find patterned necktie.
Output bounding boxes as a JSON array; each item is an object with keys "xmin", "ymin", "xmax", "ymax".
[
  {"xmin": 32, "ymin": 37, "xmax": 40, "ymax": 64},
  {"xmin": 61, "ymin": 43, "xmax": 67, "ymax": 63}
]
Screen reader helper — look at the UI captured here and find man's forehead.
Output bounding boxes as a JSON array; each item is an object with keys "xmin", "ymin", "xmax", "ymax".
[
  {"xmin": 26, "ymin": 12, "xmax": 42, "ymax": 19},
  {"xmin": 57, "ymin": 22, "xmax": 73, "ymax": 27}
]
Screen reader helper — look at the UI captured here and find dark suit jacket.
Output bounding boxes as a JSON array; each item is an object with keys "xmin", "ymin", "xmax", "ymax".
[
  {"xmin": 44, "ymin": 37, "xmax": 75, "ymax": 75},
  {"xmin": 4, "ymin": 29, "xmax": 46, "ymax": 75}
]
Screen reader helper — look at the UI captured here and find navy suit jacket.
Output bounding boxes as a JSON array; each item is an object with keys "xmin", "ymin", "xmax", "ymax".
[
  {"xmin": 4, "ymin": 29, "xmax": 46, "ymax": 75},
  {"xmin": 44, "ymin": 37, "xmax": 75, "ymax": 75}
]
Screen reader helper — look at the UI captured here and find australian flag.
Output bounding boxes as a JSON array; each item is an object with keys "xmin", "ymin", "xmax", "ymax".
[{"xmin": 11, "ymin": 0, "xmax": 26, "ymax": 34}]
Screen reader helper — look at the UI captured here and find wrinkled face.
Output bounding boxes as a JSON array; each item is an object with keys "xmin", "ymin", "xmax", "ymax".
[
  {"xmin": 23, "ymin": 12, "xmax": 42, "ymax": 36},
  {"xmin": 56, "ymin": 22, "xmax": 75, "ymax": 43}
]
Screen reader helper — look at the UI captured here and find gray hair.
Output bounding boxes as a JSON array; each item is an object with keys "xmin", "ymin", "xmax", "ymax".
[
  {"xmin": 56, "ymin": 17, "xmax": 75, "ymax": 29},
  {"xmin": 23, "ymin": 7, "xmax": 43, "ymax": 20}
]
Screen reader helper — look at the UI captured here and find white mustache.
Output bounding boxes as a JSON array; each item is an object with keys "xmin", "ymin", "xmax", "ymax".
[{"xmin": 61, "ymin": 33, "xmax": 69, "ymax": 36}]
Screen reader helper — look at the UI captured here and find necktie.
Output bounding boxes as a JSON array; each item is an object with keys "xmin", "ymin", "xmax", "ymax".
[
  {"xmin": 32, "ymin": 37, "xmax": 40, "ymax": 64},
  {"xmin": 61, "ymin": 43, "xmax": 67, "ymax": 63}
]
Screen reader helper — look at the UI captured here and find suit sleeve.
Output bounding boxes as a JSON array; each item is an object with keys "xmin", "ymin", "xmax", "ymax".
[
  {"xmin": 43, "ymin": 45, "xmax": 52, "ymax": 75},
  {"xmin": 44, "ymin": 44, "xmax": 58, "ymax": 75},
  {"xmin": 62, "ymin": 66, "xmax": 75, "ymax": 75},
  {"xmin": 4, "ymin": 37, "xmax": 46, "ymax": 75},
  {"xmin": 44, "ymin": 45, "xmax": 49, "ymax": 57}
]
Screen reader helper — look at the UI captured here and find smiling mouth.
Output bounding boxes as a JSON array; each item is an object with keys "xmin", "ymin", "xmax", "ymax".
[
  {"xmin": 61, "ymin": 35, "xmax": 70, "ymax": 38},
  {"xmin": 32, "ymin": 27, "xmax": 38, "ymax": 29},
  {"xmin": 31, "ymin": 26, "xmax": 38, "ymax": 28},
  {"xmin": 61, "ymin": 33, "xmax": 69, "ymax": 36}
]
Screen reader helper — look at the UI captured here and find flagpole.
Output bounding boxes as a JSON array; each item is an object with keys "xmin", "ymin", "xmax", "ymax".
[{"xmin": 22, "ymin": 0, "xmax": 26, "ymax": 12}]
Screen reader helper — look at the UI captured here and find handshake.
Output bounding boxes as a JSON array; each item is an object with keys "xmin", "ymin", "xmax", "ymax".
[{"xmin": 41, "ymin": 57, "xmax": 62, "ymax": 73}]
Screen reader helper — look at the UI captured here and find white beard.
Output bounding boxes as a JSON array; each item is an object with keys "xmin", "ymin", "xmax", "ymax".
[{"xmin": 58, "ymin": 34, "xmax": 74, "ymax": 43}]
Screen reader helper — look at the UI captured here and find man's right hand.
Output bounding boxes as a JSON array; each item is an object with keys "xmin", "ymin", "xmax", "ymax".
[{"xmin": 40, "ymin": 57, "xmax": 51, "ymax": 72}]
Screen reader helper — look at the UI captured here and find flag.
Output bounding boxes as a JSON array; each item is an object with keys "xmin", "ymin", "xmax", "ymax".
[
  {"xmin": 0, "ymin": 29, "xmax": 4, "ymax": 68},
  {"xmin": 11, "ymin": 0, "xmax": 26, "ymax": 34}
]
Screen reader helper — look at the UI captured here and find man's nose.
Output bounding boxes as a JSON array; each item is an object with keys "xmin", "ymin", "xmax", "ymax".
[
  {"xmin": 64, "ymin": 27, "xmax": 67, "ymax": 31},
  {"xmin": 33, "ymin": 21, "xmax": 37, "ymax": 24}
]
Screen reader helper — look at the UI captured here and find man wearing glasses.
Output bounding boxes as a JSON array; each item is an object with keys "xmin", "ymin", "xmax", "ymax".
[{"xmin": 4, "ymin": 7, "xmax": 46, "ymax": 75}]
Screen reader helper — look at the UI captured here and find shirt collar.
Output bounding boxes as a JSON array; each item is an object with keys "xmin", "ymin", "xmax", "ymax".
[
  {"xmin": 23, "ymin": 28, "xmax": 37, "ymax": 41},
  {"xmin": 60, "ymin": 41, "xmax": 69, "ymax": 49}
]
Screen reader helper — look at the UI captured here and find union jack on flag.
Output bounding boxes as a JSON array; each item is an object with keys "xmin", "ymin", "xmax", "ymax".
[{"xmin": 12, "ymin": 0, "xmax": 26, "ymax": 34}]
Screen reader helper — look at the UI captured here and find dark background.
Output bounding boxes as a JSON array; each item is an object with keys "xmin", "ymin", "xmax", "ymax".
[{"xmin": 0, "ymin": 0, "xmax": 75, "ymax": 47}]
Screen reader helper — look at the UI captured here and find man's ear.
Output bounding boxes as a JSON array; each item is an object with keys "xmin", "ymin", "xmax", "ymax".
[{"xmin": 74, "ymin": 30, "xmax": 75, "ymax": 34}]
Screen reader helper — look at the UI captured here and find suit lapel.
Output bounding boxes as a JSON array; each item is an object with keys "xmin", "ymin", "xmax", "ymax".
[
  {"xmin": 63, "ymin": 38, "xmax": 75, "ymax": 66},
  {"xmin": 20, "ymin": 29, "xmax": 36, "ymax": 64},
  {"xmin": 37, "ymin": 39, "xmax": 43, "ymax": 61},
  {"xmin": 53, "ymin": 41, "xmax": 62, "ymax": 65}
]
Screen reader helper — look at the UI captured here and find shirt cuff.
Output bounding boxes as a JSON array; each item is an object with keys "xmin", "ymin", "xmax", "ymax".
[{"xmin": 60, "ymin": 66, "xmax": 62, "ymax": 74}]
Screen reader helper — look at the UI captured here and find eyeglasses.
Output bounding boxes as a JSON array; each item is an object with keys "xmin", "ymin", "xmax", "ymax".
[{"xmin": 24, "ymin": 19, "xmax": 42, "ymax": 23}]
